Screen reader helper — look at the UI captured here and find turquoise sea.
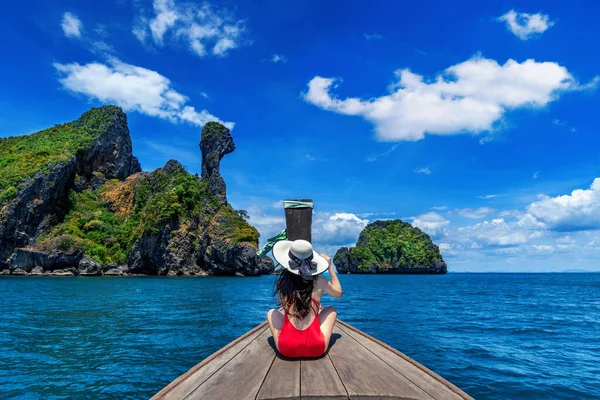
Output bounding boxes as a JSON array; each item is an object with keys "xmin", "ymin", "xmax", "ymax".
[{"xmin": 1, "ymin": 273, "xmax": 599, "ymax": 399}]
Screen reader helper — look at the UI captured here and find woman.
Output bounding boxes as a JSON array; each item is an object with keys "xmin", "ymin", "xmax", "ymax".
[{"xmin": 266, "ymin": 239, "xmax": 343, "ymax": 358}]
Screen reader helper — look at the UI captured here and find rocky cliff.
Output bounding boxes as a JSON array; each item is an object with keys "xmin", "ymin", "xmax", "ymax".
[
  {"xmin": 0, "ymin": 106, "xmax": 273, "ymax": 276},
  {"xmin": 334, "ymin": 220, "xmax": 447, "ymax": 274}
]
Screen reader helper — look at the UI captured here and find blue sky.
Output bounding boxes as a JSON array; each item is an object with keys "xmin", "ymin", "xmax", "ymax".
[{"xmin": 1, "ymin": 0, "xmax": 600, "ymax": 272}]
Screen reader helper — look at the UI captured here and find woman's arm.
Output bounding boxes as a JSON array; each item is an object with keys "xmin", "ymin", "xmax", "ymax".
[{"xmin": 318, "ymin": 254, "xmax": 342, "ymax": 298}]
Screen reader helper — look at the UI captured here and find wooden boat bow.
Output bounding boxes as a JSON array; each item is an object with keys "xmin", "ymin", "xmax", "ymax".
[{"xmin": 151, "ymin": 320, "xmax": 473, "ymax": 400}]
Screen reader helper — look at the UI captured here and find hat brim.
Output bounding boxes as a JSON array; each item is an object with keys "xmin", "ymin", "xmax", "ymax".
[{"xmin": 272, "ymin": 240, "xmax": 329, "ymax": 276}]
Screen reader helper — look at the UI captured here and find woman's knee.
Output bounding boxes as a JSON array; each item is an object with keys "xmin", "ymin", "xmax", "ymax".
[{"xmin": 266, "ymin": 309, "xmax": 275, "ymax": 322}]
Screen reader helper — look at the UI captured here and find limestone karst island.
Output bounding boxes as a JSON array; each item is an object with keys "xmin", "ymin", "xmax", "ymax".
[
  {"xmin": 0, "ymin": 106, "xmax": 273, "ymax": 276},
  {"xmin": 0, "ymin": 106, "xmax": 447, "ymax": 277},
  {"xmin": 334, "ymin": 220, "xmax": 447, "ymax": 274}
]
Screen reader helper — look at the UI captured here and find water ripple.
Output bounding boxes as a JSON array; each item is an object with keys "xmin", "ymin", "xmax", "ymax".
[{"xmin": 1, "ymin": 274, "xmax": 599, "ymax": 399}]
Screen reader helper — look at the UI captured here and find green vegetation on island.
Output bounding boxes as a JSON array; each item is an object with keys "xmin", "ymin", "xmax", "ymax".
[
  {"xmin": 0, "ymin": 106, "xmax": 122, "ymax": 203},
  {"xmin": 334, "ymin": 220, "xmax": 447, "ymax": 274},
  {"xmin": 0, "ymin": 106, "xmax": 271, "ymax": 276}
]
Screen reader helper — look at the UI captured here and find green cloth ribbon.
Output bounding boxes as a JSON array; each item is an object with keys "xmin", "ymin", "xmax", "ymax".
[{"xmin": 257, "ymin": 229, "xmax": 287, "ymax": 257}]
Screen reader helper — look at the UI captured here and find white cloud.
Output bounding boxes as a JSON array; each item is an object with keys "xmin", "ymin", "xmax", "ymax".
[
  {"xmin": 479, "ymin": 135, "xmax": 493, "ymax": 145},
  {"xmin": 91, "ymin": 41, "xmax": 114, "ymax": 54},
  {"xmin": 477, "ymin": 194, "xmax": 499, "ymax": 199},
  {"xmin": 557, "ymin": 235, "xmax": 575, "ymax": 244},
  {"xmin": 411, "ymin": 212, "xmax": 449, "ymax": 237},
  {"xmin": 62, "ymin": 12, "xmax": 83, "ymax": 38},
  {"xmin": 515, "ymin": 213, "xmax": 546, "ymax": 230},
  {"xmin": 54, "ymin": 57, "xmax": 233, "ymax": 129},
  {"xmin": 366, "ymin": 144, "xmax": 399, "ymax": 162},
  {"xmin": 431, "ymin": 206, "xmax": 448, "ymax": 211},
  {"xmin": 585, "ymin": 238, "xmax": 600, "ymax": 248},
  {"xmin": 268, "ymin": 54, "xmax": 287, "ymax": 63},
  {"xmin": 527, "ymin": 178, "xmax": 600, "ymax": 231},
  {"xmin": 532, "ymin": 244, "xmax": 554, "ymax": 252},
  {"xmin": 132, "ymin": 24, "xmax": 147, "ymax": 43},
  {"xmin": 415, "ymin": 167, "xmax": 431, "ymax": 175},
  {"xmin": 499, "ymin": 210, "xmax": 522, "ymax": 218},
  {"xmin": 306, "ymin": 154, "xmax": 316, "ymax": 161},
  {"xmin": 498, "ymin": 10, "xmax": 554, "ymax": 40},
  {"xmin": 456, "ymin": 207, "xmax": 495, "ymax": 219},
  {"xmin": 457, "ymin": 218, "xmax": 532, "ymax": 247},
  {"xmin": 134, "ymin": 0, "xmax": 247, "ymax": 57},
  {"xmin": 364, "ymin": 33, "xmax": 383, "ymax": 40},
  {"xmin": 303, "ymin": 56, "xmax": 597, "ymax": 142},
  {"xmin": 313, "ymin": 213, "xmax": 369, "ymax": 246}
]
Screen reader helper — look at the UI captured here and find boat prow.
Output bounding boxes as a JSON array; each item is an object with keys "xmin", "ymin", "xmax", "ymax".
[{"xmin": 152, "ymin": 320, "xmax": 473, "ymax": 399}]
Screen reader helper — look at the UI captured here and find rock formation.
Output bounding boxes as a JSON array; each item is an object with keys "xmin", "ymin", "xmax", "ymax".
[
  {"xmin": 0, "ymin": 106, "xmax": 141, "ymax": 264},
  {"xmin": 334, "ymin": 220, "xmax": 447, "ymax": 274},
  {"xmin": 0, "ymin": 106, "xmax": 273, "ymax": 276},
  {"xmin": 200, "ymin": 122, "xmax": 235, "ymax": 205}
]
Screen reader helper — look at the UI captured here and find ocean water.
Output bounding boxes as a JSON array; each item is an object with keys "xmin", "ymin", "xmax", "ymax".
[{"xmin": 0, "ymin": 273, "xmax": 599, "ymax": 400}]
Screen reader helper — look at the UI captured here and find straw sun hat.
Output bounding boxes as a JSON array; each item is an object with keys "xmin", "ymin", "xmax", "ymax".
[{"xmin": 272, "ymin": 239, "xmax": 329, "ymax": 280}]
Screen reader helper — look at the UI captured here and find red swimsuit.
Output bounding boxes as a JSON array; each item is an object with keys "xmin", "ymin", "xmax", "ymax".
[{"xmin": 278, "ymin": 298, "xmax": 326, "ymax": 358}]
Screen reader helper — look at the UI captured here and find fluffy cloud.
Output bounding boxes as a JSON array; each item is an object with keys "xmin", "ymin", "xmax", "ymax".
[
  {"xmin": 245, "ymin": 204, "xmax": 286, "ymax": 240},
  {"xmin": 456, "ymin": 207, "xmax": 495, "ymax": 219},
  {"xmin": 61, "ymin": 12, "xmax": 82, "ymax": 38},
  {"xmin": 313, "ymin": 213, "xmax": 369, "ymax": 246},
  {"xmin": 54, "ymin": 57, "xmax": 233, "ymax": 129},
  {"xmin": 498, "ymin": 10, "xmax": 554, "ymax": 40},
  {"xmin": 134, "ymin": 0, "xmax": 246, "ymax": 57},
  {"xmin": 411, "ymin": 212, "xmax": 449, "ymax": 237},
  {"xmin": 414, "ymin": 167, "xmax": 431, "ymax": 175},
  {"xmin": 456, "ymin": 218, "xmax": 535, "ymax": 247},
  {"xmin": 304, "ymin": 56, "xmax": 597, "ymax": 141},
  {"xmin": 527, "ymin": 178, "xmax": 600, "ymax": 231}
]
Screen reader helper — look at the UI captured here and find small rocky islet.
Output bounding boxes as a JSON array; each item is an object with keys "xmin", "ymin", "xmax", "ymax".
[
  {"xmin": 0, "ymin": 106, "xmax": 273, "ymax": 276},
  {"xmin": 334, "ymin": 220, "xmax": 447, "ymax": 274}
]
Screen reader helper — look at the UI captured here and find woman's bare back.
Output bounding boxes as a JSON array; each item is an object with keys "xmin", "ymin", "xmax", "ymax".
[{"xmin": 267, "ymin": 275, "xmax": 340, "ymax": 353}]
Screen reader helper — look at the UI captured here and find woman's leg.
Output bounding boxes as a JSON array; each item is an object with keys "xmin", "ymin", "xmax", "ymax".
[
  {"xmin": 266, "ymin": 309, "xmax": 284, "ymax": 349},
  {"xmin": 318, "ymin": 306, "xmax": 338, "ymax": 351}
]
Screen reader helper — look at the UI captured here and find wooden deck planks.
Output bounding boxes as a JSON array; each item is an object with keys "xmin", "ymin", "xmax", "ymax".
[
  {"xmin": 151, "ymin": 320, "xmax": 473, "ymax": 400},
  {"xmin": 185, "ymin": 328, "xmax": 275, "ymax": 400},
  {"xmin": 151, "ymin": 323, "xmax": 269, "ymax": 400},
  {"xmin": 256, "ymin": 355, "xmax": 300, "ymax": 400},
  {"xmin": 300, "ymin": 355, "xmax": 348, "ymax": 400},
  {"xmin": 327, "ymin": 325, "xmax": 434, "ymax": 400},
  {"xmin": 336, "ymin": 321, "xmax": 473, "ymax": 400}
]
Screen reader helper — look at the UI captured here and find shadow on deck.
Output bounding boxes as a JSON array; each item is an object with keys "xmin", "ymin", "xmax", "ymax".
[{"xmin": 151, "ymin": 320, "xmax": 473, "ymax": 400}]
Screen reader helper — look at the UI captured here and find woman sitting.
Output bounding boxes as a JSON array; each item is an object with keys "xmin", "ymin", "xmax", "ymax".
[{"xmin": 266, "ymin": 239, "xmax": 343, "ymax": 358}]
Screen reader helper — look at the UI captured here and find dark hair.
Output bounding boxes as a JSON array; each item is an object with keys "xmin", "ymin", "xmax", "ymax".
[{"xmin": 273, "ymin": 270, "xmax": 315, "ymax": 320}]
